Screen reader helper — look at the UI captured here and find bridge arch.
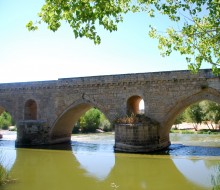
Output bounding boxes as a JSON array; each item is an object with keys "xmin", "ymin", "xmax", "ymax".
[
  {"xmin": 24, "ymin": 99, "xmax": 37, "ymax": 120},
  {"xmin": 127, "ymin": 95, "xmax": 145, "ymax": 115},
  {"xmin": 162, "ymin": 88, "xmax": 220, "ymax": 135},
  {"xmin": 49, "ymin": 98, "xmax": 109, "ymax": 144}
]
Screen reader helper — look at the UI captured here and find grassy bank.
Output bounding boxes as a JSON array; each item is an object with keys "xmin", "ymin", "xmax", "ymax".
[{"xmin": 170, "ymin": 129, "xmax": 220, "ymax": 135}]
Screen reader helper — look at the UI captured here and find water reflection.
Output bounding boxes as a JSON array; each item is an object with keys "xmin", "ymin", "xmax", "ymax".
[
  {"xmin": 158, "ymin": 144, "xmax": 220, "ymax": 157},
  {"xmin": 0, "ymin": 140, "xmax": 16, "ymax": 171},
  {"xmin": 0, "ymin": 133, "xmax": 220, "ymax": 190},
  {"xmin": 72, "ymin": 141, "xmax": 115, "ymax": 180},
  {"xmin": 174, "ymin": 159, "xmax": 220, "ymax": 188}
]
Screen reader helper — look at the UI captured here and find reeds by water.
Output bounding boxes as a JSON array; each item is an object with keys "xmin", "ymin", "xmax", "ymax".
[{"xmin": 0, "ymin": 151, "xmax": 12, "ymax": 185}]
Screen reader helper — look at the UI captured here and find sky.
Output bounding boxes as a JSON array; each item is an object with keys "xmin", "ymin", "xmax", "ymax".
[{"xmin": 0, "ymin": 0, "xmax": 210, "ymax": 83}]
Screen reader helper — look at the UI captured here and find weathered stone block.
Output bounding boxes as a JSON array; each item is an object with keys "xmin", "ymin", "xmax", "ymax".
[
  {"xmin": 114, "ymin": 122, "xmax": 169, "ymax": 153},
  {"xmin": 16, "ymin": 120, "xmax": 48, "ymax": 147}
]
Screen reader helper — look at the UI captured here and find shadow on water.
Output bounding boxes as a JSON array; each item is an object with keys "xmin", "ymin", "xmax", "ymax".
[
  {"xmin": 15, "ymin": 142, "xmax": 73, "ymax": 151},
  {"xmin": 153, "ymin": 144, "xmax": 220, "ymax": 157}
]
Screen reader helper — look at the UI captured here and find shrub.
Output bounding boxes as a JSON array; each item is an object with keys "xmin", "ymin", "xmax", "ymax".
[
  {"xmin": 0, "ymin": 151, "xmax": 11, "ymax": 186},
  {"xmin": 80, "ymin": 108, "xmax": 101, "ymax": 133},
  {"xmin": 0, "ymin": 112, "xmax": 13, "ymax": 130}
]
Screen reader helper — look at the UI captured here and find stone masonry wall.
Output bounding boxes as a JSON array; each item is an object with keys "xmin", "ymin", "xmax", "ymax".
[{"xmin": 0, "ymin": 69, "xmax": 219, "ymax": 145}]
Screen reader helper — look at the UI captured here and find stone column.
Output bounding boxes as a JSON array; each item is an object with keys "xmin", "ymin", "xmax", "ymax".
[
  {"xmin": 15, "ymin": 120, "xmax": 49, "ymax": 147},
  {"xmin": 114, "ymin": 118, "xmax": 170, "ymax": 153}
]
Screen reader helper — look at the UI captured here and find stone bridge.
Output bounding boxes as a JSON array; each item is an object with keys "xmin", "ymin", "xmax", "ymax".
[{"xmin": 0, "ymin": 69, "xmax": 219, "ymax": 152}]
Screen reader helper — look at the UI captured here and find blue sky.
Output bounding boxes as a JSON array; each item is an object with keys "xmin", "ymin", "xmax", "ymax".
[{"xmin": 0, "ymin": 0, "xmax": 210, "ymax": 83}]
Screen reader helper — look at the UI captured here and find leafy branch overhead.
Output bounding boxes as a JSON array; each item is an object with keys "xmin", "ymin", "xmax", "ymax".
[{"xmin": 27, "ymin": 0, "xmax": 220, "ymax": 74}]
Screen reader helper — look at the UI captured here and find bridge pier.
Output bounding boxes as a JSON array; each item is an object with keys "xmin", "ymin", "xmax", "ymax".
[
  {"xmin": 114, "ymin": 122, "xmax": 170, "ymax": 153},
  {"xmin": 15, "ymin": 120, "xmax": 50, "ymax": 147}
]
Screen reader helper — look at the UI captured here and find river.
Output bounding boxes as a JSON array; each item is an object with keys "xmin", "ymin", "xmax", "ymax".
[{"xmin": 0, "ymin": 132, "xmax": 220, "ymax": 190}]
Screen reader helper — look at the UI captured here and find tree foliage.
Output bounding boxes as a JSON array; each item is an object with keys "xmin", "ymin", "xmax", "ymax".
[
  {"xmin": 175, "ymin": 100, "xmax": 220, "ymax": 130},
  {"xmin": 79, "ymin": 108, "xmax": 101, "ymax": 133},
  {"xmin": 184, "ymin": 103, "xmax": 204, "ymax": 130},
  {"xmin": 76, "ymin": 108, "xmax": 111, "ymax": 133},
  {"xmin": 27, "ymin": 0, "xmax": 132, "ymax": 44},
  {"xmin": 0, "ymin": 112, "xmax": 13, "ymax": 130},
  {"xmin": 148, "ymin": 0, "xmax": 220, "ymax": 74},
  {"xmin": 27, "ymin": 0, "xmax": 220, "ymax": 74}
]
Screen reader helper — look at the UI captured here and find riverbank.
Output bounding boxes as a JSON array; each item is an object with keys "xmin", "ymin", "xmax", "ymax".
[{"xmin": 171, "ymin": 123, "xmax": 220, "ymax": 134}]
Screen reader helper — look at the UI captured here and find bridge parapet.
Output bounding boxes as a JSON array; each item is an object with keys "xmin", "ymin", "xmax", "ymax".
[{"xmin": 0, "ymin": 69, "xmax": 216, "ymax": 92}]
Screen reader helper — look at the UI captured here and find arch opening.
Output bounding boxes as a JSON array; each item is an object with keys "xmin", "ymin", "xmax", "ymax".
[
  {"xmin": 127, "ymin": 95, "xmax": 145, "ymax": 115},
  {"xmin": 162, "ymin": 88, "xmax": 220, "ymax": 135},
  {"xmin": 73, "ymin": 108, "xmax": 111, "ymax": 134},
  {"xmin": 50, "ymin": 102, "xmax": 111, "ymax": 144},
  {"xmin": 172, "ymin": 100, "xmax": 220, "ymax": 132},
  {"xmin": 24, "ymin": 99, "xmax": 37, "ymax": 120}
]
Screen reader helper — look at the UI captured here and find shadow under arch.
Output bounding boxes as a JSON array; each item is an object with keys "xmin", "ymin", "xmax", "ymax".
[
  {"xmin": 162, "ymin": 87, "xmax": 220, "ymax": 135},
  {"xmin": 49, "ymin": 98, "xmax": 109, "ymax": 144}
]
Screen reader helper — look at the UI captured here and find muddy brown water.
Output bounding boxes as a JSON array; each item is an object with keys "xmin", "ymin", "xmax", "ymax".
[{"xmin": 0, "ymin": 132, "xmax": 220, "ymax": 190}]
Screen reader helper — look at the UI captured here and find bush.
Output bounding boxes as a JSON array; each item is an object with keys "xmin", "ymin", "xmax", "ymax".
[
  {"xmin": 80, "ymin": 108, "xmax": 101, "ymax": 133},
  {"xmin": 0, "ymin": 112, "xmax": 13, "ymax": 130},
  {"xmin": 0, "ymin": 151, "xmax": 11, "ymax": 186},
  {"xmin": 100, "ymin": 120, "xmax": 112, "ymax": 132}
]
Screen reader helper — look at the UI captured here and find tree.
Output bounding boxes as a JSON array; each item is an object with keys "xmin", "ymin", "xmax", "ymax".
[
  {"xmin": 27, "ymin": 0, "xmax": 220, "ymax": 74},
  {"xmin": 0, "ymin": 112, "xmax": 13, "ymax": 130},
  {"xmin": 201, "ymin": 100, "xmax": 220, "ymax": 129},
  {"xmin": 99, "ymin": 113, "xmax": 111, "ymax": 131},
  {"xmin": 79, "ymin": 108, "xmax": 101, "ymax": 133},
  {"xmin": 176, "ymin": 100, "xmax": 220, "ymax": 130},
  {"xmin": 173, "ymin": 113, "xmax": 185, "ymax": 129},
  {"xmin": 184, "ymin": 103, "xmax": 204, "ymax": 130},
  {"xmin": 148, "ymin": 0, "xmax": 220, "ymax": 75},
  {"xmin": 72, "ymin": 108, "xmax": 112, "ymax": 134}
]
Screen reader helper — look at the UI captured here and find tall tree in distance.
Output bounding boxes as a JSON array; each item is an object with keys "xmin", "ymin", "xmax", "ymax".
[{"xmin": 27, "ymin": 0, "xmax": 220, "ymax": 74}]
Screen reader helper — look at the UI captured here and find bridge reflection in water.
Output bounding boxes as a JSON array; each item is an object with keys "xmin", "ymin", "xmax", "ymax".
[{"xmin": 0, "ymin": 140, "xmax": 218, "ymax": 190}]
